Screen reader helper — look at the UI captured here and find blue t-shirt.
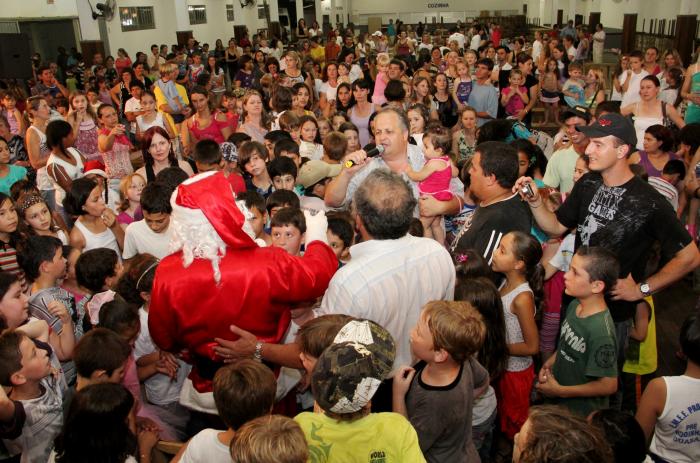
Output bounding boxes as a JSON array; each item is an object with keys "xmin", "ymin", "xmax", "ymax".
[{"xmin": 0, "ymin": 165, "xmax": 27, "ymax": 195}]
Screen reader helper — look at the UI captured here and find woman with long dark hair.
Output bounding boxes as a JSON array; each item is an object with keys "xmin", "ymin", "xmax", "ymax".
[{"xmin": 136, "ymin": 126, "xmax": 193, "ymax": 183}]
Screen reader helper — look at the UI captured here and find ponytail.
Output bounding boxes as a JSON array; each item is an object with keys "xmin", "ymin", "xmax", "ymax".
[{"xmin": 509, "ymin": 231, "xmax": 544, "ymax": 313}]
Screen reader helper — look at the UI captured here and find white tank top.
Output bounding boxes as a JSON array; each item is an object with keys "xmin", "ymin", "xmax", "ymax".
[
  {"xmin": 501, "ymin": 281, "xmax": 534, "ymax": 372},
  {"xmin": 73, "ymin": 219, "xmax": 121, "ymax": 256},
  {"xmin": 649, "ymin": 375, "xmax": 700, "ymax": 463},
  {"xmin": 47, "ymin": 148, "xmax": 84, "ymax": 205},
  {"xmin": 136, "ymin": 112, "xmax": 166, "ymax": 133},
  {"xmin": 28, "ymin": 125, "xmax": 53, "ymax": 191}
]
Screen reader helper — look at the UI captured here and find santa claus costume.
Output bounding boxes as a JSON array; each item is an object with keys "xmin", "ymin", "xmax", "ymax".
[{"xmin": 149, "ymin": 171, "xmax": 337, "ymax": 414}]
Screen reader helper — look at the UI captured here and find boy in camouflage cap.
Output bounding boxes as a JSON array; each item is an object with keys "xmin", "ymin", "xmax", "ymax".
[{"xmin": 295, "ymin": 319, "xmax": 426, "ymax": 462}]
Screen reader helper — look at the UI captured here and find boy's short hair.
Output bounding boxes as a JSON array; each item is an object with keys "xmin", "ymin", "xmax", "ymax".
[
  {"xmin": 154, "ymin": 167, "xmax": 189, "ymax": 196},
  {"xmin": 384, "ymin": 79, "xmax": 406, "ymax": 102},
  {"xmin": 73, "ymin": 328, "xmax": 131, "ymax": 378},
  {"xmin": 423, "ymin": 124, "xmax": 452, "ymax": 155},
  {"xmin": 594, "ymin": 100, "xmax": 620, "ymax": 118},
  {"xmin": 575, "ymin": 246, "xmax": 620, "ymax": 292},
  {"xmin": 408, "ymin": 217, "xmax": 424, "ymax": 237},
  {"xmin": 327, "ymin": 217, "xmax": 353, "ymax": 249},
  {"xmin": 267, "ymin": 156, "xmax": 298, "ymax": 180},
  {"xmin": 264, "ymin": 130, "xmax": 293, "ymax": 145},
  {"xmin": 266, "ymin": 190, "xmax": 300, "ymax": 214},
  {"xmin": 663, "ymin": 159, "xmax": 686, "ymax": 178},
  {"xmin": 213, "ymin": 360, "xmax": 276, "ymax": 430},
  {"xmin": 629, "ymin": 50, "xmax": 644, "ymax": 61},
  {"xmin": 311, "ymin": 319, "xmax": 395, "ymax": 420},
  {"xmin": 270, "ymin": 207, "xmax": 306, "ymax": 234},
  {"xmin": 589, "ymin": 409, "xmax": 647, "ymax": 463},
  {"xmin": 230, "ymin": 415, "xmax": 308, "ymax": 463},
  {"xmin": 297, "ymin": 314, "xmax": 354, "ymax": 358},
  {"xmin": 228, "ymin": 132, "xmax": 252, "ymax": 149},
  {"xmin": 238, "ymin": 141, "xmax": 269, "ymax": 168},
  {"xmin": 0, "ymin": 331, "xmax": 24, "ymax": 386},
  {"xmin": 76, "ymin": 248, "xmax": 120, "ymax": 293},
  {"xmin": 237, "ymin": 191, "xmax": 266, "ymax": 215},
  {"xmin": 274, "ymin": 139, "xmax": 300, "ymax": 158},
  {"xmin": 323, "ymin": 131, "xmax": 348, "ymax": 161},
  {"xmin": 278, "ymin": 112, "xmax": 300, "ymax": 132},
  {"xmin": 193, "ymin": 139, "xmax": 222, "ymax": 166},
  {"xmin": 422, "ymin": 301, "xmax": 486, "ymax": 362},
  {"xmin": 129, "ymin": 81, "xmax": 144, "ymax": 91},
  {"xmin": 17, "ymin": 235, "xmax": 63, "ymax": 282},
  {"xmin": 140, "ymin": 181, "xmax": 172, "ymax": 215},
  {"xmin": 680, "ymin": 313, "xmax": 700, "ymax": 365},
  {"xmin": 568, "ymin": 62, "xmax": 583, "ymax": 72}
]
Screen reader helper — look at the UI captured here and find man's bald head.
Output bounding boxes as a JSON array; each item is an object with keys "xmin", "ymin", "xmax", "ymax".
[{"xmin": 353, "ymin": 169, "xmax": 416, "ymax": 240}]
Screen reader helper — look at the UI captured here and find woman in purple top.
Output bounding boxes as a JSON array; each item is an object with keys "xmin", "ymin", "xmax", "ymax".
[
  {"xmin": 629, "ymin": 124, "xmax": 679, "ymax": 178},
  {"xmin": 234, "ymin": 55, "xmax": 256, "ymax": 89}
]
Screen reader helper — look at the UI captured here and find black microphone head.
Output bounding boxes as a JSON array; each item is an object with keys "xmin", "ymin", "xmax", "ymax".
[{"xmin": 363, "ymin": 143, "xmax": 385, "ymax": 158}]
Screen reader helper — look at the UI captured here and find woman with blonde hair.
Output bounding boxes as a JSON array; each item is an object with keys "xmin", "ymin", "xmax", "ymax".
[
  {"xmin": 583, "ymin": 67, "xmax": 606, "ymax": 110},
  {"xmin": 236, "ymin": 90, "xmax": 269, "ymax": 143},
  {"xmin": 281, "ymin": 51, "xmax": 314, "ymax": 91}
]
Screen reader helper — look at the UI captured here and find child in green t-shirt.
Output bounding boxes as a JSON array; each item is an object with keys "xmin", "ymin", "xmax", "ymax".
[{"xmin": 536, "ymin": 246, "xmax": 619, "ymax": 416}]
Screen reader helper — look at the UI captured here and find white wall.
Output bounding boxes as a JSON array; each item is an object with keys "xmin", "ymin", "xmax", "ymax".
[{"xmin": 1, "ymin": 0, "xmax": 78, "ymax": 18}]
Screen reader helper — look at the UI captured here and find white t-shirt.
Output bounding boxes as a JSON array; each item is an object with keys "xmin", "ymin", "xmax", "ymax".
[
  {"xmin": 320, "ymin": 81, "xmax": 339, "ymax": 103},
  {"xmin": 621, "ymin": 69, "xmax": 650, "ymax": 108},
  {"xmin": 122, "ymin": 219, "xmax": 173, "ymax": 259},
  {"xmin": 448, "ymin": 32, "xmax": 466, "ymax": 50},
  {"xmin": 124, "ymin": 97, "xmax": 142, "ymax": 133},
  {"xmin": 417, "ymin": 42, "xmax": 433, "ymax": 53},
  {"xmin": 134, "ymin": 307, "xmax": 191, "ymax": 405},
  {"xmin": 532, "ymin": 39, "xmax": 543, "ymax": 62},
  {"xmin": 566, "ymin": 46, "xmax": 576, "ymax": 60},
  {"xmin": 549, "ymin": 233, "xmax": 576, "ymax": 272},
  {"xmin": 470, "ymin": 34, "xmax": 481, "ymax": 51},
  {"xmin": 179, "ymin": 429, "xmax": 231, "ymax": 463}
]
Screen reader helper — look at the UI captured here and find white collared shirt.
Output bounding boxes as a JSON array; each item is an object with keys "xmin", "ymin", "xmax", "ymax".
[
  {"xmin": 318, "ymin": 234, "xmax": 455, "ymax": 373},
  {"xmin": 343, "ymin": 144, "xmax": 464, "ymax": 215}
]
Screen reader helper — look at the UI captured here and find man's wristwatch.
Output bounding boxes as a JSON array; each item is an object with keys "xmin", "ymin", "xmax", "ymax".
[
  {"xmin": 639, "ymin": 282, "xmax": 652, "ymax": 297},
  {"xmin": 253, "ymin": 342, "xmax": 263, "ymax": 362}
]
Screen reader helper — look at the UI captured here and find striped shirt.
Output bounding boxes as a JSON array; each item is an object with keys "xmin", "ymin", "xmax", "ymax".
[
  {"xmin": 318, "ymin": 234, "xmax": 455, "ymax": 374},
  {"xmin": 648, "ymin": 176, "xmax": 679, "ymax": 211}
]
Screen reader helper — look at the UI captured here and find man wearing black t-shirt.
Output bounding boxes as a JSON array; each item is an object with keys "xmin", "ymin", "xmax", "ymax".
[
  {"xmin": 514, "ymin": 113, "xmax": 700, "ymax": 405},
  {"xmin": 451, "ymin": 141, "xmax": 532, "ymax": 263}
]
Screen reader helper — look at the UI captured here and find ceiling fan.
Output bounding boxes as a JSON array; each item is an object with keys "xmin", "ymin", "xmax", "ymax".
[
  {"xmin": 240, "ymin": 0, "xmax": 257, "ymax": 8},
  {"xmin": 89, "ymin": 0, "xmax": 116, "ymax": 21}
]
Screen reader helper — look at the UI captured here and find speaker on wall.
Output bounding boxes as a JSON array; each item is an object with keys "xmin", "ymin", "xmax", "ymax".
[{"xmin": 0, "ymin": 34, "xmax": 33, "ymax": 80}]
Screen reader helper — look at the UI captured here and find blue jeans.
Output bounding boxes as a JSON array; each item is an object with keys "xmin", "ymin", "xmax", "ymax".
[{"xmin": 473, "ymin": 408, "xmax": 497, "ymax": 462}]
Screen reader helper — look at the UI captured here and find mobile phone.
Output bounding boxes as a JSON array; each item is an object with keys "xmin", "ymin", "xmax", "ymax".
[
  {"xmin": 521, "ymin": 183, "xmax": 535, "ymax": 200},
  {"xmin": 695, "ymin": 162, "xmax": 700, "ymax": 179}
]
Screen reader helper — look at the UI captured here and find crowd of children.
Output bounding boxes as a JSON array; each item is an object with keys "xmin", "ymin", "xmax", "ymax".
[{"xmin": 0, "ymin": 17, "xmax": 699, "ymax": 463}]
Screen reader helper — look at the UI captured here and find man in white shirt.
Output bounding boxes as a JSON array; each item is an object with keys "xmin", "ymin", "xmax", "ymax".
[
  {"xmin": 448, "ymin": 28, "xmax": 466, "ymax": 50},
  {"xmin": 417, "ymin": 33, "xmax": 433, "ymax": 54},
  {"xmin": 532, "ymin": 30, "xmax": 544, "ymax": 63},
  {"xmin": 318, "ymin": 169, "xmax": 455, "ymax": 375},
  {"xmin": 620, "ymin": 50, "xmax": 650, "ymax": 108},
  {"xmin": 124, "ymin": 81, "xmax": 144, "ymax": 134},
  {"xmin": 123, "ymin": 182, "xmax": 173, "ymax": 260},
  {"xmin": 147, "ymin": 44, "xmax": 165, "ymax": 78},
  {"xmin": 470, "ymin": 28, "xmax": 482, "ymax": 51},
  {"xmin": 563, "ymin": 36, "xmax": 576, "ymax": 62}
]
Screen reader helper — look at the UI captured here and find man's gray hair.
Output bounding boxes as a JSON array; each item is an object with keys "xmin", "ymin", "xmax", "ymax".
[
  {"xmin": 353, "ymin": 169, "xmax": 416, "ymax": 240},
  {"xmin": 376, "ymin": 106, "xmax": 410, "ymax": 133}
]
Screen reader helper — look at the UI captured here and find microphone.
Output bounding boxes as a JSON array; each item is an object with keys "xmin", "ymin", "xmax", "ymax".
[{"xmin": 344, "ymin": 144, "xmax": 385, "ymax": 168}]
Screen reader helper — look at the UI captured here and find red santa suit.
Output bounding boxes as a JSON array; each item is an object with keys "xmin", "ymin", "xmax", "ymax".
[{"xmin": 149, "ymin": 171, "xmax": 337, "ymax": 413}]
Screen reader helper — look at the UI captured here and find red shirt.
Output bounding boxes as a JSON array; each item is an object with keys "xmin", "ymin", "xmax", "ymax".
[{"xmin": 227, "ymin": 172, "xmax": 246, "ymax": 194}]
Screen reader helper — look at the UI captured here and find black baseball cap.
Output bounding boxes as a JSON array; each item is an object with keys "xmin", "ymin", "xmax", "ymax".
[
  {"xmin": 560, "ymin": 105, "xmax": 591, "ymax": 123},
  {"xmin": 576, "ymin": 112, "xmax": 637, "ymax": 147}
]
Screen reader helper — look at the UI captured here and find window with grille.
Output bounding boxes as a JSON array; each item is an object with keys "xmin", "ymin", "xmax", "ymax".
[
  {"xmin": 226, "ymin": 4, "xmax": 234, "ymax": 22},
  {"xmin": 188, "ymin": 5, "xmax": 207, "ymax": 25},
  {"xmin": 119, "ymin": 6, "xmax": 155, "ymax": 32},
  {"xmin": 258, "ymin": 4, "xmax": 266, "ymax": 20}
]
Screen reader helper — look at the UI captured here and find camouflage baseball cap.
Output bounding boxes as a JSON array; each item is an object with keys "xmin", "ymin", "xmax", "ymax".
[{"xmin": 311, "ymin": 320, "xmax": 395, "ymax": 414}]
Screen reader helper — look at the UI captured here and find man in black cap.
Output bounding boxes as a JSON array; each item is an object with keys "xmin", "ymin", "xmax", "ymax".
[
  {"xmin": 542, "ymin": 105, "xmax": 591, "ymax": 194},
  {"xmin": 514, "ymin": 112, "xmax": 700, "ymax": 407}
]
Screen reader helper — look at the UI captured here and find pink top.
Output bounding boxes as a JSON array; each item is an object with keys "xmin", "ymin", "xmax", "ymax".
[
  {"xmin": 502, "ymin": 86, "xmax": 527, "ymax": 116},
  {"xmin": 98, "ymin": 127, "xmax": 133, "ymax": 179},
  {"xmin": 373, "ymin": 72, "xmax": 388, "ymax": 106},
  {"xmin": 117, "ymin": 207, "xmax": 143, "ymax": 226},
  {"xmin": 75, "ymin": 118, "xmax": 100, "ymax": 161},
  {"xmin": 188, "ymin": 112, "xmax": 228, "ymax": 144},
  {"xmin": 418, "ymin": 156, "xmax": 453, "ymax": 201}
]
